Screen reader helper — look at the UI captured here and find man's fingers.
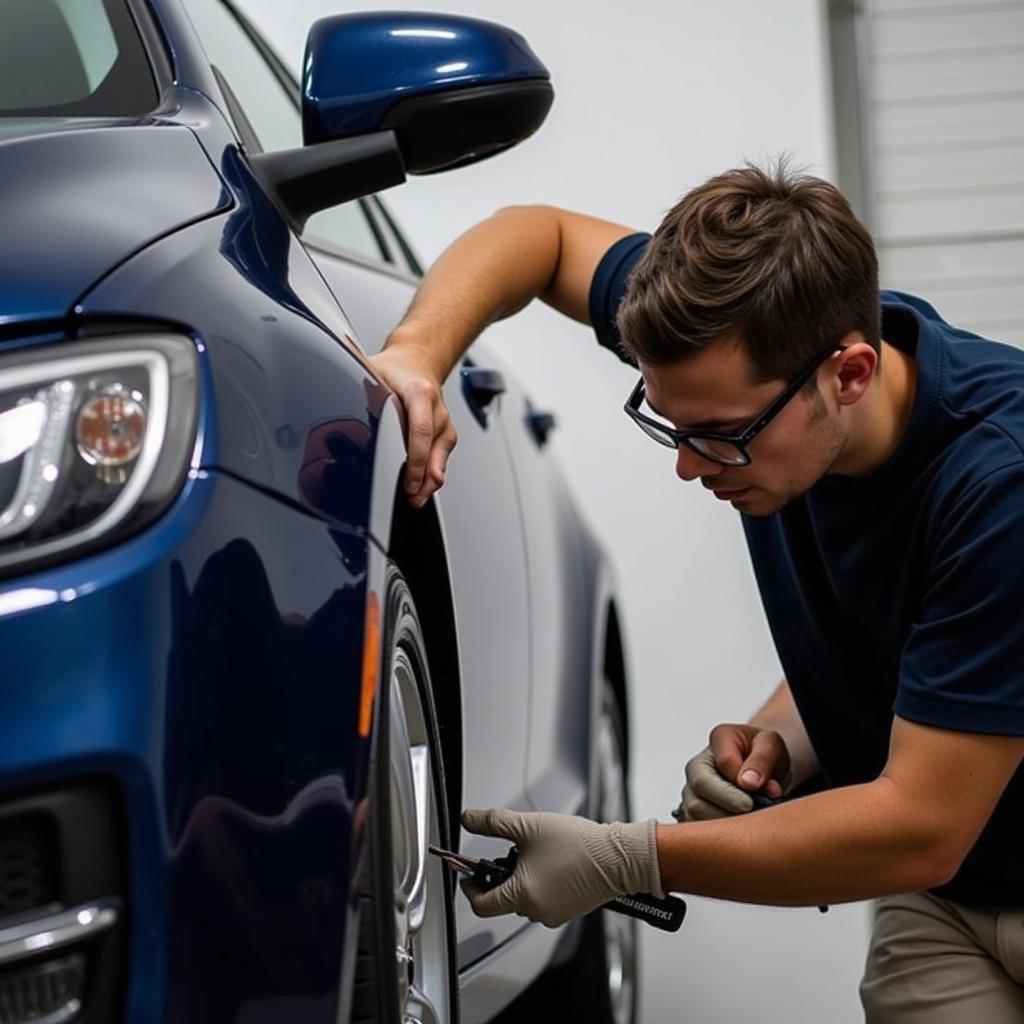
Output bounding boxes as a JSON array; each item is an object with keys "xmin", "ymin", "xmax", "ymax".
[
  {"xmin": 461, "ymin": 807, "xmax": 524, "ymax": 841},
  {"xmin": 425, "ymin": 426, "xmax": 455, "ymax": 488},
  {"xmin": 402, "ymin": 393, "xmax": 457, "ymax": 504},
  {"xmin": 736, "ymin": 730, "xmax": 790, "ymax": 792},
  {"xmin": 708, "ymin": 725, "xmax": 747, "ymax": 783},
  {"xmin": 688, "ymin": 769, "xmax": 754, "ymax": 815},
  {"xmin": 404, "ymin": 402, "xmax": 435, "ymax": 494},
  {"xmin": 685, "ymin": 746, "xmax": 754, "ymax": 815},
  {"xmin": 367, "ymin": 350, "xmax": 456, "ymax": 503}
]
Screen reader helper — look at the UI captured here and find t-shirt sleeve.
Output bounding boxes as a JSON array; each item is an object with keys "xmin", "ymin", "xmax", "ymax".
[
  {"xmin": 896, "ymin": 461, "xmax": 1024, "ymax": 734},
  {"xmin": 587, "ymin": 232, "xmax": 651, "ymax": 366}
]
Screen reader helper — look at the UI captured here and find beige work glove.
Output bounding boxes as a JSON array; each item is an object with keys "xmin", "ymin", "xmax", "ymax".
[
  {"xmin": 673, "ymin": 746, "xmax": 761, "ymax": 821},
  {"xmin": 460, "ymin": 808, "xmax": 663, "ymax": 928}
]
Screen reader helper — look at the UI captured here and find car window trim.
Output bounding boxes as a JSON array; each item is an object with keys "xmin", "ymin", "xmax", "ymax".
[
  {"xmin": 303, "ymin": 236, "xmax": 421, "ymax": 286},
  {"xmin": 210, "ymin": 64, "xmax": 259, "ymax": 151},
  {"xmin": 372, "ymin": 197, "xmax": 424, "ymax": 278},
  {"xmin": 217, "ymin": 0, "xmax": 300, "ymax": 105},
  {"xmin": 127, "ymin": 0, "xmax": 174, "ymax": 96},
  {"xmin": 359, "ymin": 199, "xmax": 395, "ymax": 264}
]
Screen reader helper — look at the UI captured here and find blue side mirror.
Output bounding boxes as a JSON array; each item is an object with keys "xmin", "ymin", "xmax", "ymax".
[
  {"xmin": 251, "ymin": 12, "xmax": 553, "ymax": 228},
  {"xmin": 302, "ymin": 12, "xmax": 553, "ymax": 173}
]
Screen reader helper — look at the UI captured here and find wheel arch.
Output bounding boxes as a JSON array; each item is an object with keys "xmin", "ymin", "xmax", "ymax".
[{"xmin": 387, "ymin": 486, "xmax": 464, "ymax": 852}]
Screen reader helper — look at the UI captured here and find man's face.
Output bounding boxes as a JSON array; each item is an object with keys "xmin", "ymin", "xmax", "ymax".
[{"xmin": 640, "ymin": 340, "xmax": 847, "ymax": 516}]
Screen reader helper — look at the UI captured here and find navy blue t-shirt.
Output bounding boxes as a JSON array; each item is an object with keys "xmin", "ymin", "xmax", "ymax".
[{"xmin": 592, "ymin": 233, "xmax": 1024, "ymax": 906}]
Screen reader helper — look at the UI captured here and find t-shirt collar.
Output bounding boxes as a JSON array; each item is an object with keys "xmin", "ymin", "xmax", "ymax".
[{"xmin": 818, "ymin": 297, "xmax": 942, "ymax": 500}]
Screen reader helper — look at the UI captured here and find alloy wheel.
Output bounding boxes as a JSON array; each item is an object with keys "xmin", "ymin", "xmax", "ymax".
[{"xmin": 387, "ymin": 638, "xmax": 453, "ymax": 1024}]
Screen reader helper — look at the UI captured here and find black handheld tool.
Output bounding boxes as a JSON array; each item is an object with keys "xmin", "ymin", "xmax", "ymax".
[{"xmin": 429, "ymin": 844, "xmax": 687, "ymax": 933}]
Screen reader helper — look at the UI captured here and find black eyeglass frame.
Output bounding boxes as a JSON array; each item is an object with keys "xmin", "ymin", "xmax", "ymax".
[{"xmin": 624, "ymin": 344, "xmax": 844, "ymax": 466}]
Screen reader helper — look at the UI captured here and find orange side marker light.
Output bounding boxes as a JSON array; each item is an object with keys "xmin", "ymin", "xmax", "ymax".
[{"xmin": 359, "ymin": 591, "xmax": 380, "ymax": 738}]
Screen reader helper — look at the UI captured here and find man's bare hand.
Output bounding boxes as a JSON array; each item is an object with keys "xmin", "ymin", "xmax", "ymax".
[
  {"xmin": 672, "ymin": 724, "xmax": 793, "ymax": 821},
  {"xmin": 369, "ymin": 345, "xmax": 457, "ymax": 508}
]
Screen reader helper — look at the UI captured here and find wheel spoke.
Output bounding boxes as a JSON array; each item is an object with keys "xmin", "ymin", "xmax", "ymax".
[
  {"xmin": 404, "ymin": 983, "xmax": 444, "ymax": 1024},
  {"xmin": 407, "ymin": 742, "xmax": 430, "ymax": 931}
]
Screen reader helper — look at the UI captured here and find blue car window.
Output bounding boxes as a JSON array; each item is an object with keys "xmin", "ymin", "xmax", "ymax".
[
  {"xmin": 180, "ymin": 0, "xmax": 388, "ymax": 265},
  {"xmin": 0, "ymin": 0, "xmax": 157, "ymax": 118}
]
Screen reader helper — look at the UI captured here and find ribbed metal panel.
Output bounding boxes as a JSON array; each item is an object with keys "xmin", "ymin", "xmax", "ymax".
[{"xmin": 860, "ymin": 0, "xmax": 1024, "ymax": 345}]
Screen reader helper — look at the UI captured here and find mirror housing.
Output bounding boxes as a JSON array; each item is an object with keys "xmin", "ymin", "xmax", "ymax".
[
  {"xmin": 302, "ymin": 12, "xmax": 553, "ymax": 172},
  {"xmin": 252, "ymin": 12, "xmax": 553, "ymax": 227}
]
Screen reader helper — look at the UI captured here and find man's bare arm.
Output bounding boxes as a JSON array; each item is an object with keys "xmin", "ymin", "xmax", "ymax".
[
  {"xmin": 657, "ymin": 717, "xmax": 1024, "ymax": 905},
  {"xmin": 371, "ymin": 206, "xmax": 635, "ymax": 505}
]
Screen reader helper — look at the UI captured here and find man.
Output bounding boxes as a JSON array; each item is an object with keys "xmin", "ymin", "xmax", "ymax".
[{"xmin": 369, "ymin": 164, "xmax": 1024, "ymax": 1022}]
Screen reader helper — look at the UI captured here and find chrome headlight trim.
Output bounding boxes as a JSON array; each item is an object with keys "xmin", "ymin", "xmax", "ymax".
[{"xmin": 0, "ymin": 333, "xmax": 199, "ymax": 579}]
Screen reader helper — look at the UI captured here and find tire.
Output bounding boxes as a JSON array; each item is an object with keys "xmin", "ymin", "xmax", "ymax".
[
  {"xmin": 504, "ymin": 682, "xmax": 638, "ymax": 1024},
  {"xmin": 571, "ymin": 682, "xmax": 639, "ymax": 1024},
  {"xmin": 351, "ymin": 565, "xmax": 459, "ymax": 1024}
]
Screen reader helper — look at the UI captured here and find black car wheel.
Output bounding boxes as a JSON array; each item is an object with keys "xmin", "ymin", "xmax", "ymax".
[{"xmin": 351, "ymin": 565, "xmax": 458, "ymax": 1024}]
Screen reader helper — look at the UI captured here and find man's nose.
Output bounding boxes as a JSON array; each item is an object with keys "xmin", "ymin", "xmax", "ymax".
[{"xmin": 675, "ymin": 444, "xmax": 723, "ymax": 482}]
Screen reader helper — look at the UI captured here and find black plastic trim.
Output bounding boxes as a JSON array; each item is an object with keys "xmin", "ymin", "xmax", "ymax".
[
  {"xmin": 128, "ymin": 0, "xmax": 174, "ymax": 94},
  {"xmin": 358, "ymin": 198, "xmax": 394, "ymax": 264},
  {"xmin": 381, "ymin": 79, "xmax": 554, "ymax": 175},
  {"xmin": 0, "ymin": 783, "xmax": 126, "ymax": 1024},
  {"xmin": 250, "ymin": 132, "xmax": 407, "ymax": 229}
]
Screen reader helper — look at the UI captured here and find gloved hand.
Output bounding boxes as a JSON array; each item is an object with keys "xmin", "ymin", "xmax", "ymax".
[
  {"xmin": 672, "ymin": 724, "xmax": 793, "ymax": 821},
  {"xmin": 460, "ymin": 808, "xmax": 663, "ymax": 928}
]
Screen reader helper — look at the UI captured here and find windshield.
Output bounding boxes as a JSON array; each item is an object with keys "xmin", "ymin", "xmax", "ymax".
[{"xmin": 0, "ymin": 0, "xmax": 157, "ymax": 119}]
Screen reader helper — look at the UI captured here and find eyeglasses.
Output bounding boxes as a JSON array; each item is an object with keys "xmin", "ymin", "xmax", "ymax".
[{"xmin": 624, "ymin": 345, "xmax": 842, "ymax": 467}]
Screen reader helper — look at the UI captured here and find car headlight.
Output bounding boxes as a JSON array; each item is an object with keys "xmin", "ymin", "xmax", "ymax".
[{"xmin": 0, "ymin": 334, "xmax": 199, "ymax": 579}]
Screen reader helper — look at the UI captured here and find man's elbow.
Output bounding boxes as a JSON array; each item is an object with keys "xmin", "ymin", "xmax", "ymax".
[
  {"xmin": 493, "ymin": 203, "xmax": 561, "ymax": 224},
  {"xmin": 901, "ymin": 835, "xmax": 970, "ymax": 892}
]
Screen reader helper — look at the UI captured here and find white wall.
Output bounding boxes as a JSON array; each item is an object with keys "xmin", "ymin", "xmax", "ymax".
[{"xmin": 238, "ymin": 2, "xmax": 870, "ymax": 1020}]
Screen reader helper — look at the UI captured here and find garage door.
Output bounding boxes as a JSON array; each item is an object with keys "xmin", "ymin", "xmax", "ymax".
[{"xmin": 831, "ymin": 0, "xmax": 1024, "ymax": 346}]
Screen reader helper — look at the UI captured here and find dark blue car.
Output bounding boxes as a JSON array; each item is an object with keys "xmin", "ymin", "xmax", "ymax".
[{"xmin": 0, "ymin": 2, "xmax": 637, "ymax": 1022}]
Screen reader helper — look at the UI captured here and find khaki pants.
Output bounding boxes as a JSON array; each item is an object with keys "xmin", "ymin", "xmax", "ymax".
[{"xmin": 861, "ymin": 891, "xmax": 1024, "ymax": 1023}]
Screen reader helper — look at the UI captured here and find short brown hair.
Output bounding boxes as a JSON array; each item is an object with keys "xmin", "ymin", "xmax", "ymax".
[{"xmin": 616, "ymin": 161, "xmax": 880, "ymax": 384}]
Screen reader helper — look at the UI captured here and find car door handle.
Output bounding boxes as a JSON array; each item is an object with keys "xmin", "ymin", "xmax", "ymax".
[
  {"xmin": 460, "ymin": 364, "xmax": 506, "ymax": 428},
  {"xmin": 525, "ymin": 402, "xmax": 556, "ymax": 447}
]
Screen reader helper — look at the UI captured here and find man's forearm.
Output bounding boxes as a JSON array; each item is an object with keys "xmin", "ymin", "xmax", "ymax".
[
  {"xmin": 656, "ymin": 779, "xmax": 952, "ymax": 906},
  {"xmin": 749, "ymin": 678, "xmax": 819, "ymax": 788},
  {"xmin": 385, "ymin": 205, "xmax": 564, "ymax": 381}
]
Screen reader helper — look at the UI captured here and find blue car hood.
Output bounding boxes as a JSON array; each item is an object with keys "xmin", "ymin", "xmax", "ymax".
[{"xmin": 0, "ymin": 123, "xmax": 230, "ymax": 328}]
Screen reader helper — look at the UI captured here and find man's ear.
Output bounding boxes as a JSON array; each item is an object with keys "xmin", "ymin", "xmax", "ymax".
[{"xmin": 832, "ymin": 332, "xmax": 877, "ymax": 408}]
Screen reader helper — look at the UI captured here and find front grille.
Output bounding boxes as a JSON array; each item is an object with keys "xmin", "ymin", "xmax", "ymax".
[
  {"xmin": 0, "ymin": 953, "xmax": 85, "ymax": 1024},
  {"xmin": 0, "ymin": 786, "xmax": 124, "ymax": 1023},
  {"xmin": 0, "ymin": 817, "xmax": 59, "ymax": 919}
]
